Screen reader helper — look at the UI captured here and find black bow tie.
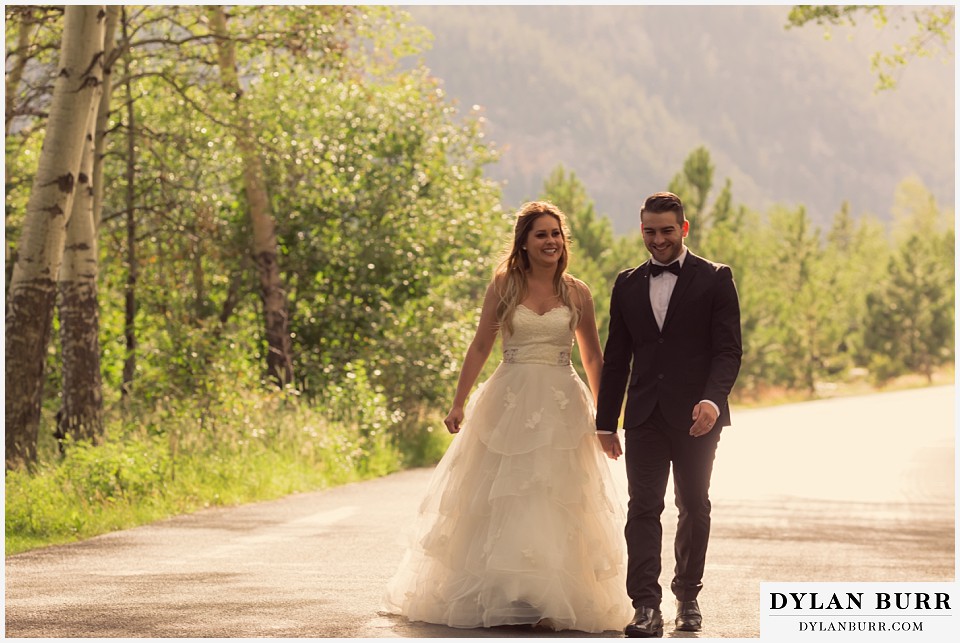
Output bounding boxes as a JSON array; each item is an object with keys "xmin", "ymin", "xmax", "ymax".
[{"xmin": 650, "ymin": 261, "xmax": 681, "ymax": 277}]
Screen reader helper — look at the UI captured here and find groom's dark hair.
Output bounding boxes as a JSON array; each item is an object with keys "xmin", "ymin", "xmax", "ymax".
[{"xmin": 641, "ymin": 192, "xmax": 685, "ymax": 225}]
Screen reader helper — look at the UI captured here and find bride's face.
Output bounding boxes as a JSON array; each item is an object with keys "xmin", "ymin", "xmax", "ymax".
[{"xmin": 524, "ymin": 215, "xmax": 565, "ymax": 267}]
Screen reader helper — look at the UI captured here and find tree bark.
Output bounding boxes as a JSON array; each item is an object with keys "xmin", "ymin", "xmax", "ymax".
[
  {"xmin": 191, "ymin": 206, "xmax": 210, "ymax": 321},
  {"xmin": 57, "ymin": 108, "xmax": 104, "ymax": 446},
  {"xmin": 207, "ymin": 6, "xmax": 294, "ymax": 388},
  {"xmin": 120, "ymin": 8, "xmax": 137, "ymax": 398},
  {"xmin": 92, "ymin": 5, "xmax": 120, "ymax": 230},
  {"xmin": 57, "ymin": 5, "xmax": 118, "ymax": 446},
  {"xmin": 5, "ymin": 6, "xmax": 106, "ymax": 470}
]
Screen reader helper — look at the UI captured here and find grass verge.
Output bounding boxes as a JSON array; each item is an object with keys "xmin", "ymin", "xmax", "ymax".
[
  {"xmin": 5, "ymin": 388, "xmax": 451, "ymax": 556},
  {"xmin": 8, "ymin": 366, "xmax": 949, "ymax": 556}
]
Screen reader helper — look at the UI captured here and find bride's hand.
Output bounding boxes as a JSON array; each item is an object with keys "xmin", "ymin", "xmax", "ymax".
[{"xmin": 444, "ymin": 407, "xmax": 465, "ymax": 434}]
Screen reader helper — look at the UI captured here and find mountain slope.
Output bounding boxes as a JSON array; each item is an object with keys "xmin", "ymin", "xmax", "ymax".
[{"xmin": 405, "ymin": 5, "xmax": 955, "ymax": 231}]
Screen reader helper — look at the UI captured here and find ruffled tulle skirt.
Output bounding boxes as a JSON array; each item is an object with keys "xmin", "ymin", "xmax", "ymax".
[{"xmin": 381, "ymin": 361, "xmax": 633, "ymax": 633}]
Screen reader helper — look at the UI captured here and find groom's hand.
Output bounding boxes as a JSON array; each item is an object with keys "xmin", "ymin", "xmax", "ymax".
[
  {"xmin": 596, "ymin": 433, "xmax": 622, "ymax": 460},
  {"xmin": 689, "ymin": 402, "xmax": 719, "ymax": 437}
]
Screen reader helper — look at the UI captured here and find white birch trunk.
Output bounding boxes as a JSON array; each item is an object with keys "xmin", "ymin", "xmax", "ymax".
[
  {"xmin": 57, "ymin": 5, "xmax": 117, "ymax": 446},
  {"xmin": 5, "ymin": 6, "xmax": 106, "ymax": 469},
  {"xmin": 57, "ymin": 106, "xmax": 104, "ymax": 446},
  {"xmin": 92, "ymin": 5, "xmax": 120, "ymax": 229}
]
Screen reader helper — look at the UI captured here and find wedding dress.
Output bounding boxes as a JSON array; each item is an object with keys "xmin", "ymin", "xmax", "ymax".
[{"xmin": 382, "ymin": 305, "xmax": 633, "ymax": 633}]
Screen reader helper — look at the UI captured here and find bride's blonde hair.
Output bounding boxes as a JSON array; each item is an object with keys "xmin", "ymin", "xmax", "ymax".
[{"xmin": 494, "ymin": 201, "xmax": 579, "ymax": 335}]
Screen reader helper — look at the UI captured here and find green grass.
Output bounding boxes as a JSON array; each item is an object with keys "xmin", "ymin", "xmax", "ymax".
[
  {"xmin": 5, "ymin": 388, "xmax": 451, "ymax": 556},
  {"xmin": 12, "ymin": 364, "xmax": 946, "ymax": 557}
]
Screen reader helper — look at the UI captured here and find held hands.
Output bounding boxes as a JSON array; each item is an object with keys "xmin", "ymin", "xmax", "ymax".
[
  {"xmin": 596, "ymin": 433, "xmax": 622, "ymax": 460},
  {"xmin": 689, "ymin": 402, "xmax": 719, "ymax": 437},
  {"xmin": 444, "ymin": 406, "xmax": 464, "ymax": 434}
]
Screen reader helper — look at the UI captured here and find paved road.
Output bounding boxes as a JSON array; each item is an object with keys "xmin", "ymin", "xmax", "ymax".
[{"xmin": 5, "ymin": 386, "xmax": 954, "ymax": 638}]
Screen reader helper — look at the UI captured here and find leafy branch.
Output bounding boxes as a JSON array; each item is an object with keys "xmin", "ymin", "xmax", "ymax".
[{"xmin": 786, "ymin": 5, "xmax": 955, "ymax": 90}]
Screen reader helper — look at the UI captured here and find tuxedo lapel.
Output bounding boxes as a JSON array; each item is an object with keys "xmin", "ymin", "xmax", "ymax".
[
  {"xmin": 662, "ymin": 252, "xmax": 699, "ymax": 330},
  {"xmin": 635, "ymin": 261, "xmax": 661, "ymax": 335}
]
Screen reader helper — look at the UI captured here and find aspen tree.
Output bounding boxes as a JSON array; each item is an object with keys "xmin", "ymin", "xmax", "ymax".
[
  {"xmin": 206, "ymin": 5, "xmax": 294, "ymax": 387},
  {"xmin": 6, "ymin": 6, "xmax": 106, "ymax": 469}
]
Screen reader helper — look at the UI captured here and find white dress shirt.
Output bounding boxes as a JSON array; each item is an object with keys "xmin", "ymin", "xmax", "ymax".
[{"xmin": 649, "ymin": 248, "xmax": 687, "ymax": 331}]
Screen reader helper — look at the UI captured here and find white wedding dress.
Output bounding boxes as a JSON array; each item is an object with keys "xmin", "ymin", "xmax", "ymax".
[{"xmin": 381, "ymin": 305, "xmax": 633, "ymax": 633}]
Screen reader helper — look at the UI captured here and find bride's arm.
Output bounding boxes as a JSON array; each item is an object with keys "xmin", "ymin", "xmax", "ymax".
[
  {"xmin": 443, "ymin": 280, "xmax": 501, "ymax": 433},
  {"xmin": 572, "ymin": 279, "xmax": 603, "ymax": 405},
  {"xmin": 573, "ymin": 278, "xmax": 622, "ymax": 460}
]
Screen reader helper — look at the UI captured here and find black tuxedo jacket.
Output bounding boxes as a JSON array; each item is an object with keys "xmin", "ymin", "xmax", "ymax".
[{"xmin": 596, "ymin": 251, "xmax": 742, "ymax": 433}]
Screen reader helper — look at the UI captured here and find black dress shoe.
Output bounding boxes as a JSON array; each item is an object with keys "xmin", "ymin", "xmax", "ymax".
[
  {"xmin": 624, "ymin": 606, "xmax": 663, "ymax": 638},
  {"xmin": 675, "ymin": 599, "xmax": 702, "ymax": 632}
]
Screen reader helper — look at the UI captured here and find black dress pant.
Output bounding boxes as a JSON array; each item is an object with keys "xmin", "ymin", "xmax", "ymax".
[{"xmin": 624, "ymin": 404, "xmax": 720, "ymax": 609}]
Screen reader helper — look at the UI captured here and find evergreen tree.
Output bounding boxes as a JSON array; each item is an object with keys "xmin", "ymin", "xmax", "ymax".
[
  {"xmin": 667, "ymin": 146, "xmax": 714, "ymax": 248},
  {"xmin": 863, "ymin": 179, "xmax": 954, "ymax": 383},
  {"xmin": 864, "ymin": 232, "xmax": 954, "ymax": 382}
]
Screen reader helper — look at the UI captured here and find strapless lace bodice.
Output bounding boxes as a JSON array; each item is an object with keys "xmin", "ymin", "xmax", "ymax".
[{"xmin": 501, "ymin": 305, "xmax": 574, "ymax": 366}]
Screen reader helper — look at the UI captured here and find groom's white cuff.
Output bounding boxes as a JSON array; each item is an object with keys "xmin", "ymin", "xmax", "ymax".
[
  {"xmin": 595, "ymin": 430, "xmax": 615, "ymax": 435},
  {"xmin": 700, "ymin": 399, "xmax": 720, "ymax": 416}
]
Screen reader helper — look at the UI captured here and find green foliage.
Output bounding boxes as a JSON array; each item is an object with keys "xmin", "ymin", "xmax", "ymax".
[
  {"xmin": 6, "ymin": 5, "xmax": 499, "ymax": 552},
  {"xmin": 5, "ymin": 382, "xmax": 407, "ymax": 555},
  {"xmin": 86, "ymin": 6, "xmax": 503, "ymax": 424},
  {"xmin": 253, "ymin": 63, "xmax": 505, "ymax": 408},
  {"xmin": 667, "ymin": 146, "xmax": 714, "ymax": 247},
  {"xmin": 756, "ymin": 206, "xmax": 838, "ymax": 391},
  {"xmin": 864, "ymin": 229, "xmax": 954, "ymax": 384},
  {"xmin": 787, "ymin": 5, "xmax": 955, "ymax": 90},
  {"xmin": 861, "ymin": 179, "xmax": 954, "ymax": 384}
]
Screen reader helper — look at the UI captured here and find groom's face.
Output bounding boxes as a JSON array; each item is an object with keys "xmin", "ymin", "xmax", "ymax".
[{"xmin": 641, "ymin": 210, "xmax": 688, "ymax": 264}]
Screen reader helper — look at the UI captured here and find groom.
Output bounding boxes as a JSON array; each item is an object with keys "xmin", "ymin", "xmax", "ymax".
[{"xmin": 595, "ymin": 192, "xmax": 742, "ymax": 638}]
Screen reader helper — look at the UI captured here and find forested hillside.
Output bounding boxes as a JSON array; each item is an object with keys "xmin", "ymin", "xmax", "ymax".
[{"xmin": 406, "ymin": 5, "xmax": 954, "ymax": 231}]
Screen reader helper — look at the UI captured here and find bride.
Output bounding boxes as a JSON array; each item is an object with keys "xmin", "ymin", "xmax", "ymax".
[{"xmin": 381, "ymin": 201, "xmax": 633, "ymax": 633}]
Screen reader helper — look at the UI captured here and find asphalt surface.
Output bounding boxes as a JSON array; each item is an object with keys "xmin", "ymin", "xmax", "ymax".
[{"xmin": 4, "ymin": 385, "xmax": 955, "ymax": 639}]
